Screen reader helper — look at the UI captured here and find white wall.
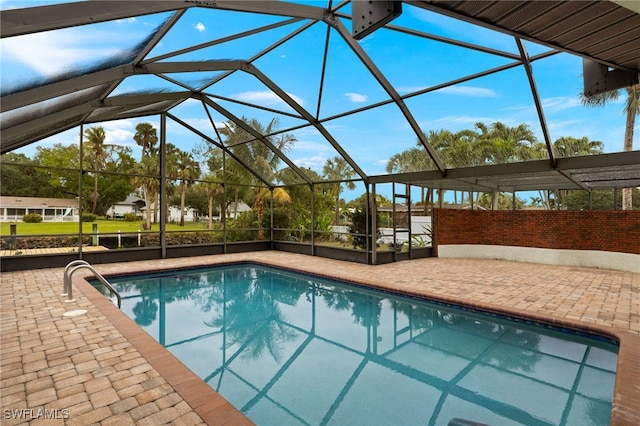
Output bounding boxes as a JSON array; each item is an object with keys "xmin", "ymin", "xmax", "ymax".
[{"xmin": 437, "ymin": 244, "xmax": 640, "ymax": 273}]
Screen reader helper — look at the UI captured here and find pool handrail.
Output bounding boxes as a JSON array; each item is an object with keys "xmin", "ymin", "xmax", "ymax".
[{"xmin": 63, "ymin": 260, "xmax": 121, "ymax": 309}]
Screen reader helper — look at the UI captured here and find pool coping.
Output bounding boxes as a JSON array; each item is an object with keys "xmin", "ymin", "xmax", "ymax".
[{"xmin": 73, "ymin": 257, "xmax": 640, "ymax": 426}]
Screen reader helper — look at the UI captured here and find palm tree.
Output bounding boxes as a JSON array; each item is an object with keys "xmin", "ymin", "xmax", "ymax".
[
  {"xmin": 323, "ymin": 156, "xmax": 357, "ymax": 225},
  {"xmin": 220, "ymin": 117, "xmax": 297, "ymax": 239},
  {"xmin": 83, "ymin": 126, "xmax": 108, "ymax": 214},
  {"xmin": 476, "ymin": 122, "xmax": 543, "ymax": 209},
  {"xmin": 163, "ymin": 142, "xmax": 182, "ymax": 224},
  {"xmin": 439, "ymin": 128, "xmax": 485, "ymax": 206},
  {"xmin": 581, "ymin": 84, "xmax": 639, "ymax": 209},
  {"xmin": 174, "ymin": 149, "xmax": 201, "ymax": 226},
  {"xmin": 131, "ymin": 155, "xmax": 157, "ymax": 230},
  {"xmin": 477, "ymin": 122, "xmax": 541, "ymax": 164},
  {"xmin": 200, "ymin": 176, "xmax": 224, "ymax": 230},
  {"xmin": 133, "ymin": 122, "xmax": 158, "ymax": 158},
  {"xmin": 386, "ymin": 132, "xmax": 445, "ymax": 210},
  {"xmin": 133, "ymin": 123, "xmax": 159, "ymax": 228},
  {"xmin": 554, "ymin": 136, "xmax": 604, "ymax": 157},
  {"xmin": 549, "ymin": 136, "xmax": 605, "ymax": 209},
  {"xmin": 254, "ymin": 187, "xmax": 291, "ymax": 240}
]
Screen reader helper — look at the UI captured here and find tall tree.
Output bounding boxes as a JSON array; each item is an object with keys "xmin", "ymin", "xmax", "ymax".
[
  {"xmin": 477, "ymin": 122, "xmax": 542, "ymax": 164},
  {"xmin": 554, "ymin": 136, "xmax": 604, "ymax": 157},
  {"xmin": 199, "ymin": 176, "xmax": 224, "ymax": 230},
  {"xmin": 0, "ymin": 153, "xmax": 55, "ymax": 197},
  {"xmin": 220, "ymin": 117, "xmax": 296, "ymax": 239},
  {"xmin": 386, "ymin": 132, "xmax": 443, "ymax": 210},
  {"xmin": 476, "ymin": 122, "xmax": 543, "ymax": 209},
  {"xmin": 133, "ymin": 123, "xmax": 159, "ymax": 228},
  {"xmin": 323, "ymin": 156, "xmax": 357, "ymax": 225},
  {"xmin": 174, "ymin": 149, "xmax": 201, "ymax": 226},
  {"xmin": 546, "ymin": 136, "xmax": 606, "ymax": 209},
  {"xmin": 581, "ymin": 84, "xmax": 640, "ymax": 209},
  {"xmin": 131, "ymin": 155, "xmax": 157, "ymax": 230},
  {"xmin": 83, "ymin": 126, "xmax": 108, "ymax": 214},
  {"xmin": 133, "ymin": 122, "xmax": 158, "ymax": 158}
]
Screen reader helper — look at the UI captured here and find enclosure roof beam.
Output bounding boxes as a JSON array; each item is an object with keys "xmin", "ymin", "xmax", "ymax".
[
  {"xmin": 245, "ymin": 64, "xmax": 369, "ymax": 182},
  {"xmin": 1, "ymin": 65, "xmax": 134, "ymax": 112},
  {"xmin": 200, "ymin": 96, "xmax": 313, "ymax": 186},
  {"xmin": 166, "ymin": 111, "xmax": 273, "ymax": 189},
  {"xmin": 515, "ymin": 38, "xmax": 557, "ymax": 167},
  {"xmin": 0, "ymin": 1, "xmax": 325, "ymax": 38},
  {"xmin": 0, "ymin": 1, "xmax": 193, "ymax": 38},
  {"xmin": 367, "ymin": 151, "xmax": 640, "ymax": 191}
]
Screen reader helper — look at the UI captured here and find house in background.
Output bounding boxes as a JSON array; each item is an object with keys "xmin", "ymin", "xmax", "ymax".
[
  {"xmin": 0, "ymin": 196, "xmax": 79, "ymax": 222},
  {"xmin": 138, "ymin": 205, "xmax": 199, "ymax": 223},
  {"xmin": 107, "ymin": 195, "xmax": 145, "ymax": 219},
  {"xmin": 226, "ymin": 201, "xmax": 251, "ymax": 219}
]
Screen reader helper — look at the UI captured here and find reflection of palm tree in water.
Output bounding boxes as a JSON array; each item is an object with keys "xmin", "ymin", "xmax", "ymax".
[
  {"xmin": 127, "ymin": 276, "xmax": 200, "ymax": 326},
  {"xmin": 395, "ymin": 302, "xmax": 542, "ymax": 371},
  {"xmin": 351, "ymin": 294, "xmax": 382, "ymax": 329},
  {"xmin": 132, "ymin": 297, "xmax": 158, "ymax": 326},
  {"xmin": 315, "ymin": 285, "xmax": 353, "ymax": 312},
  {"xmin": 206, "ymin": 270, "xmax": 299, "ymax": 363},
  {"xmin": 489, "ymin": 328, "xmax": 542, "ymax": 372}
]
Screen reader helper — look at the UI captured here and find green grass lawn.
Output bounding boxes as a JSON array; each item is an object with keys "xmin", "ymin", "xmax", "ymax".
[{"xmin": 0, "ymin": 220, "xmax": 211, "ymax": 236}]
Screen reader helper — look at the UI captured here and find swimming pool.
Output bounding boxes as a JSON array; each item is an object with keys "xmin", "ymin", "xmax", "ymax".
[{"xmin": 94, "ymin": 263, "xmax": 618, "ymax": 425}]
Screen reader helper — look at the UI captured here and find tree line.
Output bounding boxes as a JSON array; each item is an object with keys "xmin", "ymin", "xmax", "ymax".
[
  {"xmin": 1, "ymin": 117, "xmax": 636, "ymax": 234},
  {"xmin": 0, "ymin": 117, "xmax": 360, "ymax": 239},
  {"xmin": 386, "ymin": 121, "xmax": 612, "ymax": 209}
]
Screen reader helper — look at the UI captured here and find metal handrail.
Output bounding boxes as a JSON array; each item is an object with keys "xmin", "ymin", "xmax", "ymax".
[
  {"xmin": 63, "ymin": 260, "xmax": 121, "ymax": 309},
  {"xmin": 63, "ymin": 260, "xmax": 89, "ymax": 296}
]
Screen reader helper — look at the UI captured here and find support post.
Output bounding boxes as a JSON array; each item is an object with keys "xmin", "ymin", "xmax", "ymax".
[
  {"xmin": 311, "ymin": 183, "xmax": 316, "ymax": 256},
  {"xmin": 92, "ymin": 223, "xmax": 98, "ymax": 246},
  {"xmin": 371, "ymin": 183, "xmax": 377, "ymax": 265},
  {"xmin": 160, "ymin": 113, "xmax": 167, "ymax": 258},
  {"xmin": 9, "ymin": 223, "xmax": 16, "ymax": 250},
  {"xmin": 78, "ymin": 124, "xmax": 84, "ymax": 258}
]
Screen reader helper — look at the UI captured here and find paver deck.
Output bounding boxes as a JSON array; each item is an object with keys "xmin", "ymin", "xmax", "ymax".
[{"xmin": 1, "ymin": 251, "xmax": 638, "ymax": 425}]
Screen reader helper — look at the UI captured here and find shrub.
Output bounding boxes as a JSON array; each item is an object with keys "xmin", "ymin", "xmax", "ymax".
[
  {"xmin": 348, "ymin": 207, "xmax": 380, "ymax": 250},
  {"xmin": 22, "ymin": 213, "xmax": 42, "ymax": 223},
  {"xmin": 123, "ymin": 212, "xmax": 138, "ymax": 222},
  {"xmin": 81, "ymin": 213, "xmax": 97, "ymax": 222}
]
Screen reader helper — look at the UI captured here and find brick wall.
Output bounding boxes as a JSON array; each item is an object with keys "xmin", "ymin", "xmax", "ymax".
[{"xmin": 432, "ymin": 209, "xmax": 640, "ymax": 255}]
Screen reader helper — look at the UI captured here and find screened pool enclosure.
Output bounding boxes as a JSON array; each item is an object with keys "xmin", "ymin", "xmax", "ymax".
[{"xmin": 1, "ymin": 1, "xmax": 639, "ymax": 270}]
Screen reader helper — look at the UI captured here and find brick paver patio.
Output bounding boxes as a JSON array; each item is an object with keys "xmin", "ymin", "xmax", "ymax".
[{"xmin": 1, "ymin": 252, "xmax": 638, "ymax": 425}]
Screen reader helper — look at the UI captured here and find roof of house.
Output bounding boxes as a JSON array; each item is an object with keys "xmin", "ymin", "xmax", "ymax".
[
  {"xmin": 115, "ymin": 195, "xmax": 145, "ymax": 206},
  {"xmin": 0, "ymin": 196, "xmax": 79, "ymax": 208}
]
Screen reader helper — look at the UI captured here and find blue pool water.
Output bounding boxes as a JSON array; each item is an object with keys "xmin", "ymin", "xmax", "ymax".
[{"xmin": 95, "ymin": 264, "xmax": 618, "ymax": 426}]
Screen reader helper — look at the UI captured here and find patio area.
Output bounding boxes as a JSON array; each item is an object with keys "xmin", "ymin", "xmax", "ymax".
[{"xmin": 1, "ymin": 251, "xmax": 638, "ymax": 425}]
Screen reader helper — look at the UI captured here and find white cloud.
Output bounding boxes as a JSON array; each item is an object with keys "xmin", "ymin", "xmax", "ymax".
[
  {"xmin": 345, "ymin": 92, "xmax": 367, "ymax": 103},
  {"xmin": 375, "ymin": 159, "xmax": 389, "ymax": 166},
  {"xmin": 234, "ymin": 90, "xmax": 305, "ymax": 107},
  {"xmin": 431, "ymin": 115, "xmax": 502, "ymax": 125},
  {"xmin": 99, "ymin": 119, "xmax": 137, "ymax": 145},
  {"xmin": 105, "ymin": 128, "xmax": 134, "ymax": 144},
  {"xmin": 541, "ymin": 96, "xmax": 582, "ymax": 111},
  {"xmin": 548, "ymin": 119, "xmax": 586, "ymax": 134},
  {"xmin": 116, "ymin": 17, "xmax": 137, "ymax": 24},
  {"xmin": 195, "ymin": 22, "xmax": 206, "ymax": 32},
  {"xmin": 294, "ymin": 140, "xmax": 332, "ymax": 152},
  {"xmin": 396, "ymin": 85, "xmax": 428, "ymax": 95},
  {"xmin": 439, "ymin": 85, "xmax": 497, "ymax": 97},
  {"xmin": 294, "ymin": 154, "xmax": 328, "ymax": 170}
]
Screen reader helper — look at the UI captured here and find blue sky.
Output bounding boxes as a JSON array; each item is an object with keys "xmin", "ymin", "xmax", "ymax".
[{"xmin": 2, "ymin": 0, "xmax": 636, "ymax": 201}]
